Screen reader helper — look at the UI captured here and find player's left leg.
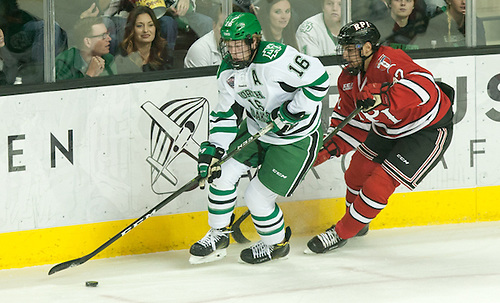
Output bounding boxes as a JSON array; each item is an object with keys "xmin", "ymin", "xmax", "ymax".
[
  {"xmin": 239, "ymin": 130, "xmax": 321, "ymax": 264},
  {"xmin": 344, "ymin": 151, "xmax": 381, "ymax": 237},
  {"xmin": 335, "ymin": 165, "xmax": 400, "ymax": 239},
  {"xmin": 239, "ymin": 177, "xmax": 292, "ymax": 264},
  {"xmin": 307, "ymin": 124, "xmax": 452, "ymax": 254},
  {"xmin": 338, "ymin": 124, "xmax": 452, "ymax": 238},
  {"xmin": 306, "ymin": 155, "xmax": 399, "ymax": 254}
]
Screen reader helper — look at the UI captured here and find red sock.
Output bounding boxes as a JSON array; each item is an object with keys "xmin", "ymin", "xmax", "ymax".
[
  {"xmin": 344, "ymin": 151, "xmax": 379, "ymax": 205},
  {"xmin": 336, "ymin": 166, "xmax": 400, "ymax": 239}
]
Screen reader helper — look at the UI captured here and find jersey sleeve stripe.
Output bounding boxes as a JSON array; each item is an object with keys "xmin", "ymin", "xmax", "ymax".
[
  {"xmin": 211, "ymin": 109, "xmax": 235, "ymax": 118},
  {"xmin": 287, "ymin": 108, "xmax": 320, "ymax": 135},
  {"xmin": 279, "ymin": 81, "xmax": 298, "ymax": 93},
  {"xmin": 398, "ymin": 79, "xmax": 430, "ymax": 105},
  {"xmin": 337, "ymin": 131, "xmax": 362, "ymax": 149},
  {"xmin": 302, "ymin": 71, "xmax": 329, "ymax": 88},
  {"xmin": 209, "ymin": 126, "xmax": 239, "ymax": 134},
  {"xmin": 302, "ymin": 88, "xmax": 325, "ymax": 101},
  {"xmin": 330, "ymin": 112, "xmax": 371, "ymax": 131},
  {"xmin": 372, "ymin": 102, "xmax": 440, "ymax": 138}
]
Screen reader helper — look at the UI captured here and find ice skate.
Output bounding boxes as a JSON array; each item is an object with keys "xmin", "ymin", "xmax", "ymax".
[
  {"xmin": 356, "ymin": 224, "xmax": 369, "ymax": 237},
  {"xmin": 189, "ymin": 227, "xmax": 231, "ymax": 264},
  {"xmin": 239, "ymin": 227, "xmax": 291, "ymax": 264},
  {"xmin": 304, "ymin": 225, "xmax": 347, "ymax": 254}
]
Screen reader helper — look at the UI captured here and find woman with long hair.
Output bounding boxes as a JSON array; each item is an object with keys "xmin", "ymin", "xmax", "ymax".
[
  {"xmin": 256, "ymin": 0, "xmax": 298, "ymax": 49},
  {"xmin": 413, "ymin": 0, "xmax": 486, "ymax": 48},
  {"xmin": 116, "ymin": 5, "xmax": 172, "ymax": 73}
]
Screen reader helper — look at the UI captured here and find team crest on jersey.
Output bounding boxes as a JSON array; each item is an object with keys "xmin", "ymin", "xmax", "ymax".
[
  {"xmin": 343, "ymin": 82, "xmax": 353, "ymax": 91},
  {"xmin": 262, "ymin": 44, "xmax": 283, "ymax": 60},
  {"xmin": 227, "ymin": 75, "xmax": 235, "ymax": 88},
  {"xmin": 299, "ymin": 21, "xmax": 313, "ymax": 33},
  {"xmin": 376, "ymin": 54, "xmax": 396, "ymax": 73}
]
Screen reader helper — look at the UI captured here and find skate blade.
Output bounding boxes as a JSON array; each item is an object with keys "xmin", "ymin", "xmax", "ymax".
[
  {"xmin": 189, "ymin": 249, "xmax": 227, "ymax": 265},
  {"xmin": 237, "ymin": 255, "xmax": 289, "ymax": 264},
  {"xmin": 303, "ymin": 247, "xmax": 316, "ymax": 255}
]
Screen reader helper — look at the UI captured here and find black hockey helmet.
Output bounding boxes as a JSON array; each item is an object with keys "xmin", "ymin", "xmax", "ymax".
[
  {"xmin": 337, "ymin": 20, "xmax": 381, "ymax": 75},
  {"xmin": 338, "ymin": 20, "xmax": 381, "ymax": 47}
]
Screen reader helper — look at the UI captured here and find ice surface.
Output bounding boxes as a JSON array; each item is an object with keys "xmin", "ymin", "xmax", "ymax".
[{"xmin": 1, "ymin": 222, "xmax": 500, "ymax": 303}]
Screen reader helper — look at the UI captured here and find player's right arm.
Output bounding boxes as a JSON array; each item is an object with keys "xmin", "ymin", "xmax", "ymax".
[
  {"xmin": 208, "ymin": 68, "xmax": 244, "ymax": 151},
  {"xmin": 315, "ymin": 75, "xmax": 371, "ymax": 166}
]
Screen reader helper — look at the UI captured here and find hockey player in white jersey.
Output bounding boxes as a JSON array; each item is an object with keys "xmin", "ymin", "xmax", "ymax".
[
  {"xmin": 189, "ymin": 12, "xmax": 329, "ymax": 264},
  {"xmin": 296, "ymin": 0, "xmax": 342, "ymax": 56}
]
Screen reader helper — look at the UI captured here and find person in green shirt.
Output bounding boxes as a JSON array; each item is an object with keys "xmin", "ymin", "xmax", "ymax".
[{"xmin": 55, "ymin": 16, "xmax": 117, "ymax": 80}]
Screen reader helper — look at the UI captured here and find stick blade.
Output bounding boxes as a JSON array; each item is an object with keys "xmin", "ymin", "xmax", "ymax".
[
  {"xmin": 230, "ymin": 210, "xmax": 251, "ymax": 244},
  {"xmin": 48, "ymin": 256, "xmax": 88, "ymax": 275}
]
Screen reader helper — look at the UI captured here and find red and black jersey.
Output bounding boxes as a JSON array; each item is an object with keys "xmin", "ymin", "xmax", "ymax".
[{"xmin": 330, "ymin": 45, "xmax": 452, "ymax": 156}]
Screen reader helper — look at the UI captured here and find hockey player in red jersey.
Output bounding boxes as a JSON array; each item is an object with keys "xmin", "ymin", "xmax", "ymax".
[{"xmin": 306, "ymin": 20, "xmax": 454, "ymax": 254}]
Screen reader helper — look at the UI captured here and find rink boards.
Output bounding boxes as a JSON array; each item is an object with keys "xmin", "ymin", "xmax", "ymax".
[{"xmin": 1, "ymin": 54, "xmax": 499, "ymax": 269}]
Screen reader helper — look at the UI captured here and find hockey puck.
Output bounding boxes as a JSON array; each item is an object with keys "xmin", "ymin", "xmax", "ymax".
[{"xmin": 85, "ymin": 281, "xmax": 98, "ymax": 287}]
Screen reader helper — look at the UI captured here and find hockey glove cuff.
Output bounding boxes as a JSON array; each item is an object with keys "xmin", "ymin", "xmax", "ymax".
[
  {"xmin": 198, "ymin": 141, "xmax": 225, "ymax": 189},
  {"xmin": 270, "ymin": 100, "xmax": 307, "ymax": 135},
  {"xmin": 313, "ymin": 139, "xmax": 339, "ymax": 167},
  {"xmin": 356, "ymin": 82, "xmax": 391, "ymax": 112}
]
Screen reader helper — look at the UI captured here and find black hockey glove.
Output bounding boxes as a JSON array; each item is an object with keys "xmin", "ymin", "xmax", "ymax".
[
  {"xmin": 270, "ymin": 100, "xmax": 307, "ymax": 135},
  {"xmin": 356, "ymin": 82, "xmax": 391, "ymax": 112},
  {"xmin": 198, "ymin": 141, "xmax": 225, "ymax": 189}
]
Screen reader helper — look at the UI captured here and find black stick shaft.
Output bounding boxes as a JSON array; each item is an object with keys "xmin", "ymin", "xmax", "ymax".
[
  {"xmin": 322, "ymin": 106, "xmax": 362, "ymax": 144},
  {"xmin": 48, "ymin": 123, "xmax": 273, "ymax": 275}
]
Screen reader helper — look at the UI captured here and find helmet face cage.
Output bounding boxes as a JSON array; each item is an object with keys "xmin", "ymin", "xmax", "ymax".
[
  {"xmin": 337, "ymin": 20, "xmax": 381, "ymax": 75},
  {"xmin": 219, "ymin": 37, "xmax": 256, "ymax": 70},
  {"xmin": 219, "ymin": 12, "xmax": 261, "ymax": 69},
  {"xmin": 336, "ymin": 43, "xmax": 365, "ymax": 76}
]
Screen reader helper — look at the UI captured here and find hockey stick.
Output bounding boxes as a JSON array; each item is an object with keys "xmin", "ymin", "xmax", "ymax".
[
  {"xmin": 230, "ymin": 107, "xmax": 362, "ymax": 243},
  {"xmin": 48, "ymin": 123, "xmax": 274, "ymax": 276},
  {"xmin": 322, "ymin": 106, "xmax": 362, "ymax": 144},
  {"xmin": 230, "ymin": 209, "xmax": 251, "ymax": 243}
]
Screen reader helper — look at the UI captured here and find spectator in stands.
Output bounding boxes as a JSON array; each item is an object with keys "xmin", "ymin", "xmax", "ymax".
[
  {"xmin": 0, "ymin": 0, "xmax": 68, "ymax": 84},
  {"xmin": 0, "ymin": 28, "xmax": 7, "ymax": 85},
  {"xmin": 414, "ymin": 0, "xmax": 486, "ymax": 48},
  {"xmin": 295, "ymin": 0, "xmax": 342, "ymax": 56},
  {"xmin": 115, "ymin": 5, "xmax": 173, "ymax": 73},
  {"xmin": 55, "ymin": 17, "xmax": 116, "ymax": 80},
  {"xmin": 183, "ymin": 6, "xmax": 225, "ymax": 68},
  {"xmin": 351, "ymin": 0, "xmax": 390, "ymax": 22},
  {"xmin": 233, "ymin": 0, "xmax": 257, "ymax": 14},
  {"xmin": 77, "ymin": 1, "xmax": 126, "ymax": 55},
  {"xmin": 256, "ymin": 0, "xmax": 298, "ymax": 49},
  {"xmin": 183, "ymin": 1, "xmax": 259, "ymax": 69},
  {"xmin": 168, "ymin": 0, "xmax": 213, "ymax": 38},
  {"xmin": 424, "ymin": 0, "xmax": 446, "ymax": 18},
  {"xmin": 101, "ymin": 0, "xmax": 179, "ymax": 52},
  {"xmin": 374, "ymin": 0, "xmax": 427, "ymax": 51}
]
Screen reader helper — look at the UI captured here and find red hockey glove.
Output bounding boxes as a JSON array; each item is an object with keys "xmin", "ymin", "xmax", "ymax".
[
  {"xmin": 356, "ymin": 82, "xmax": 391, "ymax": 112},
  {"xmin": 313, "ymin": 139, "xmax": 339, "ymax": 167}
]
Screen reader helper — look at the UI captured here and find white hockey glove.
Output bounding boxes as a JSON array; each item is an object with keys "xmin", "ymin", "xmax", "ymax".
[{"xmin": 270, "ymin": 100, "xmax": 307, "ymax": 135}]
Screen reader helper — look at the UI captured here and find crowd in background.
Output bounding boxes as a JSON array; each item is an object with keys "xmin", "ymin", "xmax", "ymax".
[{"xmin": 0, "ymin": 0, "xmax": 496, "ymax": 85}]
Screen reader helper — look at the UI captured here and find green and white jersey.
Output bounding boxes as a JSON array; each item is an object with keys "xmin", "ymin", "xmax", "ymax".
[
  {"xmin": 210, "ymin": 41, "xmax": 329, "ymax": 149},
  {"xmin": 296, "ymin": 13, "xmax": 339, "ymax": 57}
]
